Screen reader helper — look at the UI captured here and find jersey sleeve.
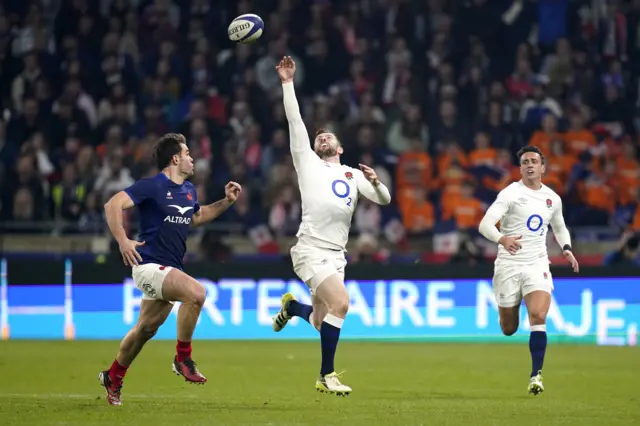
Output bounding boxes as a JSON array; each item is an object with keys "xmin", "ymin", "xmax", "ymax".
[
  {"xmin": 124, "ymin": 178, "xmax": 159, "ymax": 206},
  {"xmin": 282, "ymin": 82, "xmax": 319, "ymax": 171},
  {"xmin": 478, "ymin": 187, "xmax": 512, "ymax": 243},
  {"xmin": 354, "ymin": 169, "xmax": 391, "ymax": 205},
  {"xmin": 484, "ymin": 187, "xmax": 512, "ymax": 223},
  {"xmin": 549, "ymin": 195, "xmax": 571, "ymax": 247},
  {"xmin": 191, "ymin": 185, "xmax": 201, "ymax": 214}
]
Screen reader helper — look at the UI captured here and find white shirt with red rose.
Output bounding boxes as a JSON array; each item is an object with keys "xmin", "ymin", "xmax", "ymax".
[{"xmin": 282, "ymin": 82, "xmax": 391, "ymax": 251}]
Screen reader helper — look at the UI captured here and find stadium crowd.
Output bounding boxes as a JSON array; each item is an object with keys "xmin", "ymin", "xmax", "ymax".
[{"xmin": 1, "ymin": 0, "xmax": 640, "ymax": 256}]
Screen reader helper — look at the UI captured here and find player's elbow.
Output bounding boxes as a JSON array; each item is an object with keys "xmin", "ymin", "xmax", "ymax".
[{"xmin": 105, "ymin": 191, "xmax": 134, "ymax": 211}]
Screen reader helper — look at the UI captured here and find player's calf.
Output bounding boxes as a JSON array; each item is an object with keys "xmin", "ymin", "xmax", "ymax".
[
  {"xmin": 525, "ymin": 290, "xmax": 551, "ymax": 393},
  {"xmin": 498, "ymin": 306, "xmax": 520, "ymax": 336},
  {"xmin": 161, "ymin": 269, "xmax": 208, "ymax": 383},
  {"xmin": 314, "ymin": 275, "xmax": 350, "ymax": 393},
  {"xmin": 99, "ymin": 300, "xmax": 172, "ymax": 405}
]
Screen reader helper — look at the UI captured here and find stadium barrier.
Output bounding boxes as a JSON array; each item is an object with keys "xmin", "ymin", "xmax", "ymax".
[{"xmin": 1, "ymin": 259, "xmax": 638, "ymax": 345}]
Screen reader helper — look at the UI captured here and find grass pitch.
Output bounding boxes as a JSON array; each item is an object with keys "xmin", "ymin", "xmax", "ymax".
[{"xmin": 0, "ymin": 341, "xmax": 638, "ymax": 425}]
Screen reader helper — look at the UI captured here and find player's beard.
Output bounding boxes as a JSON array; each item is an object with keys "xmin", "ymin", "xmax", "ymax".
[{"xmin": 316, "ymin": 146, "xmax": 337, "ymax": 159}]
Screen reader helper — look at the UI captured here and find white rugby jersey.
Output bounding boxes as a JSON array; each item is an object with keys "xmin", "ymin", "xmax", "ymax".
[
  {"xmin": 282, "ymin": 82, "xmax": 391, "ymax": 251},
  {"xmin": 481, "ymin": 181, "xmax": 571, "ymax": 266}
]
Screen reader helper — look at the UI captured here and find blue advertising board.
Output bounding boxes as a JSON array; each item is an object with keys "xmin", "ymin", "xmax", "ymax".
[{"xmin": 1, "ymin": 278, "xmax": 638, "ymax": 345}]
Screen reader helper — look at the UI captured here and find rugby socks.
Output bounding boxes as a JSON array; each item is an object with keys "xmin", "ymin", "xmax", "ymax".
[
  {"xmin": 109, "ymin": 359, "xmax": 128, "ymax": 384},
  {"xmin": 529, "ymin": 324, "xmax": 547, "ymax": 377},
  {"xmin": 320, "ymin": 314, "xmax": 343, "ymax": 376},
  {"xmin": 176, "ymin": 340, "xmax": 192, "ymax": 362},
  {"xmin": 286, "ymin": 300, "xmax": 313, "ymax": 323}
]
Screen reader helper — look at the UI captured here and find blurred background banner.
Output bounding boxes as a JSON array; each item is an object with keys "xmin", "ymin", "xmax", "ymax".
[{"xmin": 1, "ymin": 259, "xmax": 637, "ymax": 344}]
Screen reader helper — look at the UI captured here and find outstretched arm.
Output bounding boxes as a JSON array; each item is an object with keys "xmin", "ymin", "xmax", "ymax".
[
  {"xmin": 278, "ymin": 56, "xmax": 316, "ymax": 169},
  {"xmin": 191, "ymin": 182, "xmax": 242, "ymax": 227},
  {"xmin": 355, "ymin": 164, "xmax": 391, "ymax": 205}
]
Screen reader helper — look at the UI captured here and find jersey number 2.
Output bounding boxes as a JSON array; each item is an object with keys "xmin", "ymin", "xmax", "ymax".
[
  {"xmin": 527, "ymin": 214, "xmax": 545, "ymax": 236},
  {"xmin": 332, "ymin": 179, "xmax": 352, "ymax": 207}
]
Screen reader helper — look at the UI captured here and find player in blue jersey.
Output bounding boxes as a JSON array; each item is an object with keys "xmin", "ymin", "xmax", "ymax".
[{"xmin": 98, "ymin": 133, "xmax": 241, "ymax": 406}]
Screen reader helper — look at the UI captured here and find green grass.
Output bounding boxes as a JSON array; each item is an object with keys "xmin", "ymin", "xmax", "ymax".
[{"xmin": 0, "ymin": 341, "xmax": 638, "ymax": 425}]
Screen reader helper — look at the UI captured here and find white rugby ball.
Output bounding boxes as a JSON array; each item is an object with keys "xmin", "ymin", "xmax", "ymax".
[{"xmin": 228, "ymin": 14, "xmax": 264, "ymax": 44}]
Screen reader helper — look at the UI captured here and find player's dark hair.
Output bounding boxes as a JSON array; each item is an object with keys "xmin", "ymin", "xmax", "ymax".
[
  {"xmin": 153, "ymin": 133, "xmax": 185, "ymax": 170},
  {"xmin": 517, "ymin": 145, "xmax": 546, "ymax": 165}
]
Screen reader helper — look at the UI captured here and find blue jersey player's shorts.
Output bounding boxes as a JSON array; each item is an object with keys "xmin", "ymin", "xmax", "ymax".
[
  {"xmin": 132, "ymin": 263, "xmax": 174, "ymax": 301},
  {"xmin": 290, "ymin": 236, "xmax": 347, "ymax": 295},
  {"xmin": 492, "ymin": 260, "xmax": 554, "ymax": 308}
]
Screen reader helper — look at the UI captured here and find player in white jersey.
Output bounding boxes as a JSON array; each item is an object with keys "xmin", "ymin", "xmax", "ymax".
[
  {"xmin": 478, "ymin": 145, "xmax": 579, "ymax": 395},
  {"xmin": 271, "ymin": 56, "xmax": 391, "ymax": 396}
]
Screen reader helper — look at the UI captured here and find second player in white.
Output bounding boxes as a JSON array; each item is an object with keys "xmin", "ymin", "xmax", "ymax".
[{"xmin": 478, "ymin": 145, "xmax": 579, "ymax": 395}]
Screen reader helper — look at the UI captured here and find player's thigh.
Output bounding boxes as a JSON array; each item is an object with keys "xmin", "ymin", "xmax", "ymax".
[
  {"xmin": 291, "ymin": 244, "xmax": 346, "ymax": 297},
  {"xmin": 492, "ymin": 267, "xmax": 523, "ymax": 309},
  {"xmin": 314, "ymin": 273, "xmax": 349, "ymax": 316},
  {"xmin": 161, "ymin": 268, "xmax": 206, "ymax": 305},
  {"xmin": 493, "ymin": 268, "xmax": 522, "ymax": 335},
  {"xmin": 522, "ymin": 266, "xmax": 553, "ymax": 323},
  {"xmin": 136, "ymin": 299, "xmax": 173, "ymax": 337},
  {"xmin": 132, "ymin": 263, "xmax": 174, "ymax": 301}
]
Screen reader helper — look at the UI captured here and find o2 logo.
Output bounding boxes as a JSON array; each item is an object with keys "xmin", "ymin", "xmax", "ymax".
[
  {"xmin": 332, "ymin": 179, "xmax": 353, "ymax": 207},
  {"xmin": 526, "ymin": 214, "xmax": 546, "ymax": 236}
]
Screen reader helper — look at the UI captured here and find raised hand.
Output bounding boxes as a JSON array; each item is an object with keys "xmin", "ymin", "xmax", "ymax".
[
  {"xmin": 276, "ymin": 56, "xmax": 296, "ymax": 83},
  {"xmin": 225, "ymin": 181, "xmax": 242, "ymax": 203}
]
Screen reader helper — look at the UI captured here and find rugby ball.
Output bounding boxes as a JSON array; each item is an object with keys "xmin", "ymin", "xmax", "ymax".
[{"xmin": 228, "ymin": 14, "xmax": 264, "ymax": 44}]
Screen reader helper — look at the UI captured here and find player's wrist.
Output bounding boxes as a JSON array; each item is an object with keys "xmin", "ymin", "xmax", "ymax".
[
  {"xmin": 115, "ymin": 236, "xmax": 129, "ymax": 246},
  {"xmin": 281, "ymin": 78, "xmax": 294, "ymax": 84},
  {"xmin": 562, "ymin": 244, "xmax": 572, "ymax": 252}
]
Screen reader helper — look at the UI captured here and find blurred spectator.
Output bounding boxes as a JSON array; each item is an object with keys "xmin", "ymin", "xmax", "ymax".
[
  {"xmin": 0, "ymin": 0, "xmax": 637, "ymax": 259},
  {"xmin": 603, "ymin": 233, "xmax": 640, "ymax": 266},
  {"xmin": 442, "ymin": 181, "xmax": 484, "ymax": 231},
  {"xmin": 269, "ymin": 185, "xmax": 300, "ymax": 237}
]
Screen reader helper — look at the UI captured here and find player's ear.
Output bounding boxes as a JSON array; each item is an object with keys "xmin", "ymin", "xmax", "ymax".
[
  {"xmin": 541, "ymin": 163, "xmax": 546, "ymax": 175},
  {"xmin": 337, "ymin": 145, "xmax": 344, "ymax": 155}
]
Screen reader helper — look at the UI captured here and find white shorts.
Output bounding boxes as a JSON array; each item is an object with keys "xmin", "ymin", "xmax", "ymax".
[
  {"xmin": 492, "ymin": 262, "xmax": 554, "ymax": 308},
  {"xmin": 132, "ymin": 263, "xmax": 173, "ymax": 301},
  {"xmin": 290, "ymin": 239, "xmax": 347, "ymax": 295}
]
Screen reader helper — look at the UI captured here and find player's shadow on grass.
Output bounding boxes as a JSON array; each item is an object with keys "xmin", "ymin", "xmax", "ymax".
[{"xmin": 92, "ymin": 398, "xmax": 287, "ymax": 411}]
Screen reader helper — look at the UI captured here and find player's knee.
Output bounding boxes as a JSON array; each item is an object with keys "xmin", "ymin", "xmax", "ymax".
[
  {"xmin": 138, "ymin": 323, "xmax": 160, "ymax": 340},
  {"xmin": 529, "ymin": 311, "xmax": 547, "ymax": 325},
  {"xmin": 329, "ymin": 298, "xmax": 349, "ymax": 318},
  {"xmin": 500, "ymin": 320, "xmax": 518, "ymax": 336},
  {"xmin": 188, "ymin": 282, "xmax": 206, "ymax": 307},
  {"xmin": 311, "ymin": 315, "xmax": 322, "ymax": 332}
]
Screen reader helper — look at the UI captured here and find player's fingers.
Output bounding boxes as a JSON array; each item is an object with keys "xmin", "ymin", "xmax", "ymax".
[
  {"xmin": 136, "ymin": 240, "xmax": 145, "ymax": 246},
  {"xmin": 126, "ymin": 252, "xmax": 137, "ymax": 266},
  {"xmin": 515, "ymin": 235, "xmax": 523, "ymax": 240},
  {"xmin": 121, "ymin": 254, "xmax": 129, "ymax": 266}
]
